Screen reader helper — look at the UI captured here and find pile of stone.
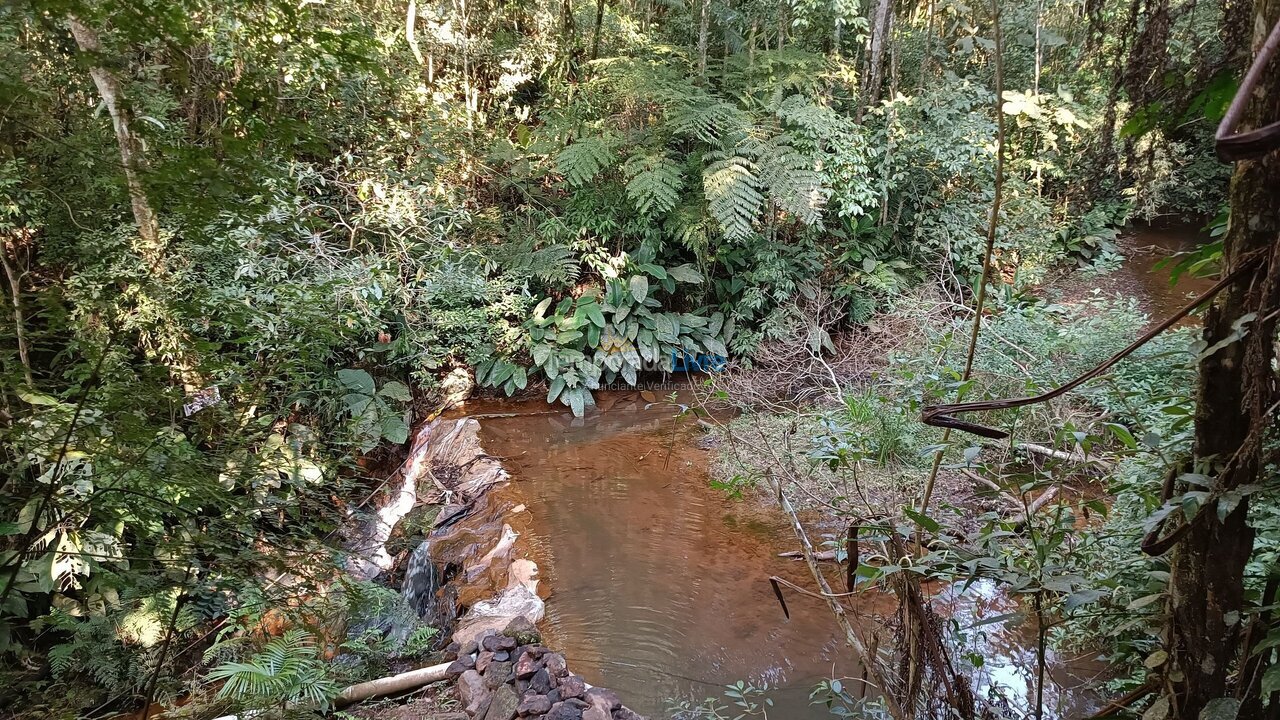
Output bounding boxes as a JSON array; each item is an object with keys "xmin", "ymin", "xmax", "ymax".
[{"xmin": 442, "ymin": 622, "xmax": 645, "ymax": 720}]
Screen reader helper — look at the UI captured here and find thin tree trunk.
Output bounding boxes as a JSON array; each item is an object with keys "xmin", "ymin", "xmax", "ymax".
[
  {"xmin": 777, "ymin": 0, "xmax": 787, "ymax": 50},
  {"xmin": 1, "ymin": 241, "xmax": 32, "ymax": 388},
  {"xmin": 697, "ymin": 0, "xmax": 710, "ymax": 80},
  {"xmin": 920, "ymin": 0, "xmax": 934, "ymax": 86},
  {"xmin": 67, "ymin": 17, "xmax": 162, "ymax": 270},
  {"xmin": 591, "ymin": 0, "xmax": 605, "ymax": 59},
  {"xmin": 1165, "ymin": 0, "xmax": 1280, "ymax": 712},
  {"xmin": 857, "ymin": 0, "xmax": 892, "ymax": 122},
  {"xmin": 406, "ymin": 0, "xmax": 425, "ymax": 65}
]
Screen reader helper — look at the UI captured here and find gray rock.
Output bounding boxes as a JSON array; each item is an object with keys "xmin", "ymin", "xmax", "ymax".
[
  {"xmin": 611, "ymin": 708, "xmax": 646, "ymax": 720},
  {"xmin": 558, "ymin": 674, "xmax": 586, "ymax": 700},
  {"xmin": 446, "ymin": 654, "xmax": 475, "ymax": 679},
  {"xmin": 529, "ymin": 668, "xmax": 552, "ymax": 694},
  {"xmin": 503, "ymin": 616, "xmax": 542, "ymax": 645},
  {"xmin": 484, "ymin": 683, "xmax": 520, "ymax": 720},
  {"xmin": 484, "ymin": 661, "xmax": 514, "ymax": 689},
  {"xmin": 517, "ymin": 693, "xmax": 552, "ymax": 716},
  {"xmin": 583, "ymin": 706, "xmax": 609, "ymax": 720},
  {"xmin": 483, "ymin": 633, "xmax": 518, "ymax": 652},
  {"xmin": 543, "ymin": 652, "xmax": 567, "ymax": 677},
  {"xmin": 461, "ymin": 640, "xmax": 480, "ymax": 656},
  {"xmin": 494, "ymin": 650, "xmax": 510, "ymax": 662},
  {"xmin": 458, "ymin": 669, "xmax": 491, "ymax": 717},
  {"xmin": 476, "ymin": 650, "xmax": 495, "ymax": 674},
  {"xmin": 585, "ymin": 688, "xmax": 621, "ymax": 711},
  {"xmin": 545, "ymin": 702, "xmax": 583, "ymax": 720}
]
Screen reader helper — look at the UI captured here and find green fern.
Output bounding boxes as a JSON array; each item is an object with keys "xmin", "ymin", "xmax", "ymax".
[
  {"xmin": 703, "ymin": 149, "xmax": 763, "ymax": 240},
  {"xmin": 498, "ymin": 238, "xmax": 581, "ymax": 285},
  {"xmin": 207, "ymin": 630, "xmax": 340, "ymax": 710},
  {"xmin": 623, "ymin": 153, "xmax": 684, "ymax": 216},
  {"xmin": 665, "ymin": 97, "xmax": 748, "ymax": 145},
  {"xmin": 755, "ymin": 133, "xmax": 825, "ymax": 225},
  {"xmin": 556, "ymin": 137, "xmax": 614, "ymax": 187}
]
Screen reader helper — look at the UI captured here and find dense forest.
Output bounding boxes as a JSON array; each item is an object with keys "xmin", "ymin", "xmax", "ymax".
[{"xmin": 0, "ymin": 0, "xmax": 1278, "ymax": 716}]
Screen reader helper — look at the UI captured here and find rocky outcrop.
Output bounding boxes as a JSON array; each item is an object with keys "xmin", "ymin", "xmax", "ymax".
[
  {"xmin": 442, "ymin": 619, "xmax": 645, "ymax": 720},
  {"xmin": 395, "ymin": 414, "xmax": 646, "ymax": 720}
]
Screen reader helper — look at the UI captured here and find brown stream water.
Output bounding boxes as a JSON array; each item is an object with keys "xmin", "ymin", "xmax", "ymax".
[{"xmin": 470, "ymin": 397, "xmax": 1108, "ymax": 719}]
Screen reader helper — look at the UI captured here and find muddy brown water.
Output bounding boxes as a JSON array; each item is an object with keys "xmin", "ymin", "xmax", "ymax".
[{"xmin": 465, "ymin": 395, "xmax": 1109, "ymax": 719}]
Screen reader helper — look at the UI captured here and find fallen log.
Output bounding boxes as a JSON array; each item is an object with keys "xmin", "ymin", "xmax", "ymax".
[
  {"xmin": 336, "ymin": 659, "xmax": 456, "ymax": 707},
  {"xmin": 778, "ymin": 549, "xmax": 839, "ymax": 561}
]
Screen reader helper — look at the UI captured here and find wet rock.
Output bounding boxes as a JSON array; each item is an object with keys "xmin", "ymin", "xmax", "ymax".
[
  {"xmin": 476, "ymin": 650, "xmax": 495, "ymax": 674},
  {"xmin": 503, "ymin": 616, "xmax": 541, "ymax": 645},
  {"xmin": 517, "ymin": 693, "xmax": 552, "ymax": 716},
  {"xmin": 545, "ymin": 702, "xmax": 583, "ymax": 720},
  {"xmin": 455, "ymin": 586, "xmax": 545, "ymax": 647},
  {"xmin": 558, "ymin": 674, "xmax": 586, "ymax": 700},
  {"xmin": 493, "ymin": 650, "xmax": 510, "ymax": 662},
  {"xmin": 484, "ymin": 684, "xmax": 520, "ymax": 720},
  {"xmin": 611, "ymin": 709, "xmax": 646, "ymax": 720},
  {"xmin": 529, "ymin": 668, "xmax": 552, "ymax": 694},
  {"xmin": 585, "ymin": 688, "xmax": 622, "ymax": 711},
  {"xmin": 543, "ymin": 652, "xmax": 567, "ymax": 677},
  {"xmin": 458, "ymin": 669, "xmax": 491, "ymax": 717},
  {"xmin": 515, "ymin": 651, "xmax": 542, "ymax": 679},
  {"xmin": 483, "ymin": 634, "xmax": 518, "ymax": 652},
  {"xmin": 484, "ymin": 661, "xmax": 514, "ymax": 689}
]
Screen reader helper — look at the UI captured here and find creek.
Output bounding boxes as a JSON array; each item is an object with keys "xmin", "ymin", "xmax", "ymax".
[{"xmin": 464, "ymin": 396, "xmax": 1107, "ymax": 719}]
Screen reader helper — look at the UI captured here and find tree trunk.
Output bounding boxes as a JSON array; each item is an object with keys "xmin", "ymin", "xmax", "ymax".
[
  {"xmin": 591, "ymin": 0, "xmax": 605, "ymax": 59},
  {"xmin": 1, "ymin": 240, "xmax": 32, "ymax": 388},
  {"xmin": 406, "ymin": 0, "xmax": 425, "ymax": 65},
  {"xmin": 697, "ymin": 0, "xmax": 710, "ymax": 80},
  {"xmin": 857, "ymin": 0, "xmax": 892, "ymax": 122},
  {"xmin": 1166, "ymin": 0, "xmax": 1280, "ymax": 712},
  {"xmin": 67, "ymin": 17, "xmax": 162, "ymax": 270}
]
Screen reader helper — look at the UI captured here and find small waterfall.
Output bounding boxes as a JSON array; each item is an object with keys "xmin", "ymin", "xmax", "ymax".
[{"xmin": 402, "ymin": 538, "xmax": 439, "ymax": 618}]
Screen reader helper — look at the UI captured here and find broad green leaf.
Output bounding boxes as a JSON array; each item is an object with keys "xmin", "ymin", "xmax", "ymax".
[
  {"xmin": 584, "ymin": 301, "xmax": 606, "ymax": 328},
  {"xmin": 337, "ymin": 369, "xmax": 375, "ymax": 395},
  {"xmin": 380, "ymin": 416, "xmax": 410, "ymax": 445},
  {"xmin": 547, "ymin": 377, "xmax": 566, "ymax": 404},
  {"xmin": 629, "ymin": 275, "xmax": 648, "ymax": 304},
  {"xmin": 668, "ymin": 263, "xmax": 704, "ymax": 283},
  {"xmin": 343, "ymin": 393, "xmax": 372, "ymax": 416},
  {"xmin": 378, "ymin": 381, "xmax": 413, "ymax": 401}
]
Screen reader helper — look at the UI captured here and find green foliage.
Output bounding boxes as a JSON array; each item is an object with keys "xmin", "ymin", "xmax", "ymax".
[
  {"xmin": 337, "ymin": 369, "xmax": 413, "ymax": 451},
  {"xmin": 208, "ymin": 630, "xmax": 341, "ymax": 711}
]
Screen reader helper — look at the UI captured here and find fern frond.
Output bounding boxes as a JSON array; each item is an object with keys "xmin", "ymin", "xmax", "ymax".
[
  {"xmin": 756, "ymin": 133, "xmax": 825, "ymax": 225},
  {"xmin": 623, "ymin": 153, "xmax": 684, "ymax": 216},
  {"xmin": 497, "ymin": 238, "xmax": 581, "ymax": 285},
  {"xmin": 703, "ymin": 149, "xmax": 763, "ymax": 240},
  {"xmin": 556, "ymin": 137, "xmax": 614, "ymax": 187},
  {"xmin": 666, "ymin": 97, "xmax": 748, "ymax": 146}
]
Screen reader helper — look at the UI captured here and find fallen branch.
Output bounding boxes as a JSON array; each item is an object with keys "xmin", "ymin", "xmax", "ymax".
[
  {"xmin": 769, "ymin": 471, "xmax": 907, "ymax": 720},
  {"xmin": 336, "ymin": 659, "xmax": 456, "ymax": 707},
  {"xmin": 1017, "ymin": 442, "xmax": 1108, "ymax": 466},
  {"xmin": 778, "ymin": 549, "xmax": 839, "ymax": 561}
]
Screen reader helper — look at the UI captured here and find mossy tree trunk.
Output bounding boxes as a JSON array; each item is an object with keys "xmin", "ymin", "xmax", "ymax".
[{"xmin": 1167, "ymin": 0, "xmax": 1280, "ymax": 712}]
